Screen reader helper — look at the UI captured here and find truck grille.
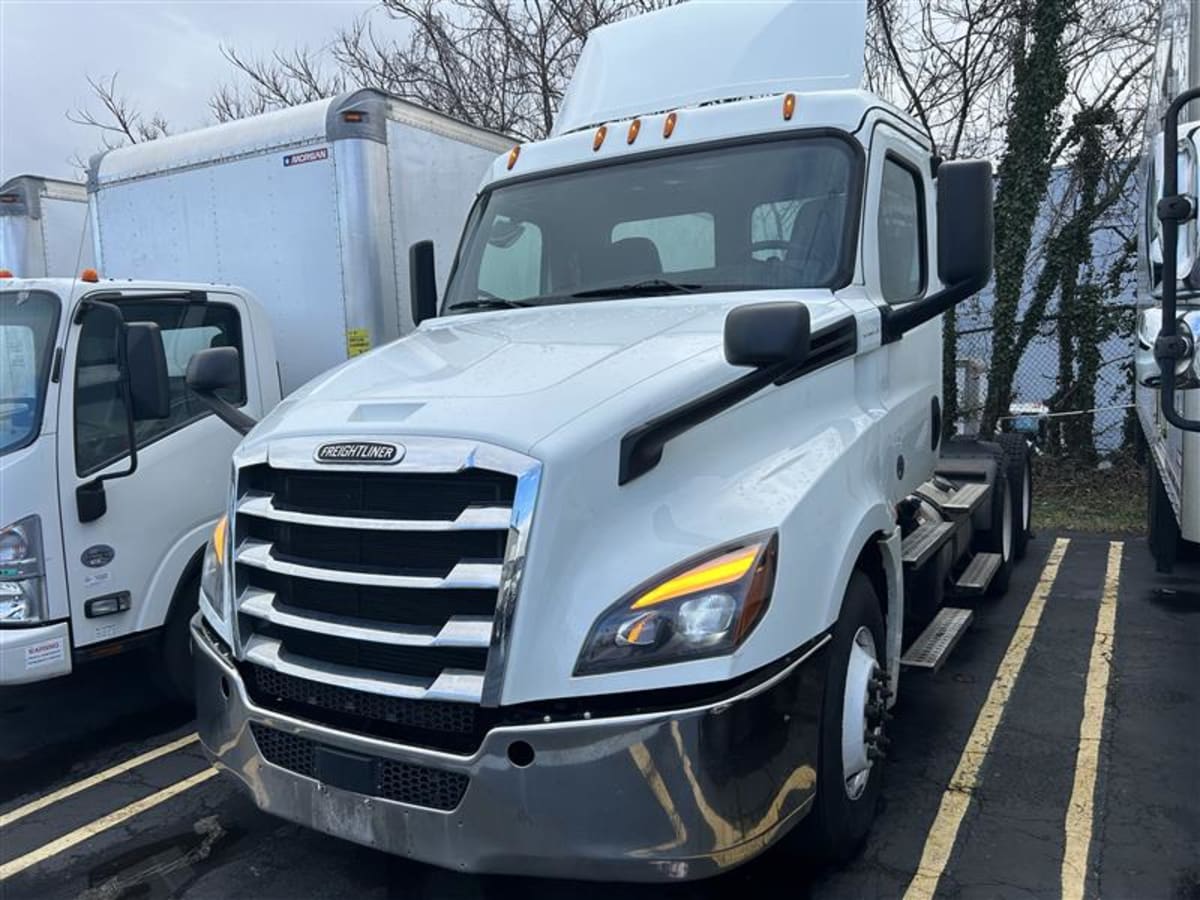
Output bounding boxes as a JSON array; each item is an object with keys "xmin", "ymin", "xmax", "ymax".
[
  {"xmin": 231, "ymin": 441, "xmax": 537, "ymax": 732},
  {"xmin": 250, "ymin": 723, "xmax": 469, "ymax": 811}
]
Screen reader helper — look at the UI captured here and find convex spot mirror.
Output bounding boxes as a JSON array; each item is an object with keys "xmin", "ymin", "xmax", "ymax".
[
  {"xmin": 186, "ymin": 346, "xmax": 242, "ymax": 394},
  {"xmin": 724, "ymin": 301, "xmax": 811, "ymax": 368},
  {"xmin": 1135, "ymin": 307, "xmax": 1200, "ymax": 389}
]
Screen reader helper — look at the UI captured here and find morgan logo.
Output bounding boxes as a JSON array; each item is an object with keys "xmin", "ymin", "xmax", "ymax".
[{"xmin": 315, "ymin": 441, "xmax": 403, "ymax": 464}]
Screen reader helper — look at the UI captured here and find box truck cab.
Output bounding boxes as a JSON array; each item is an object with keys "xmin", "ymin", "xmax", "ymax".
[
  {"xmin": 191, "ymin": 0, "xmax": 1033, "ymax": 880},
  {"xmin": 0, "ymin": 277, "xmax": 278, "ymax": 692}
]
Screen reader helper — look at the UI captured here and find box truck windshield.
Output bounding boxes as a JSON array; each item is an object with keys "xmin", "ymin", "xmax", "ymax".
[
  {"xmin": 443, "ymin": 135, "xmax": 858, "ymax": 312},
  {"xmin": 0, "ymin": 289, "xmax": 59, "ymax": 455}
]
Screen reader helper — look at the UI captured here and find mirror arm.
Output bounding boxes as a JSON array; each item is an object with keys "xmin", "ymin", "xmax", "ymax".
[
  {"xmin": 192, "ymin": 390, "xmax": 257, "ymax": 436},
  {"xmin": 879, "ymin": 277, "xmax": 987, "ymax": 344},
  {"xmin": 1157, "ymin": 85, "xmax": 1200, "ymax": 432}
]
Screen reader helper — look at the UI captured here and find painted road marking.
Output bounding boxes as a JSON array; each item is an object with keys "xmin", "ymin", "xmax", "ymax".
[
  {"xmin": 903, "ymin": 537, "xmax": 1070, "ymax": 900},
  {"xmin": 0, "ymin": 733, "xmax": 199, "ymax": 830},
  {"xmin": 0, "ymin": 767, "xmax": 218, "ymax": 881},
  {"xmin": 1061, "ymin": 540, "xmax": 1123, "ymax": 900}
]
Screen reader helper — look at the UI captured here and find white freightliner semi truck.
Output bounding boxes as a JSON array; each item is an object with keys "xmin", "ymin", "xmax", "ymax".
[
  {"xmin": 186, "ymin": 1, "xmax": 1034, "ymax": 879},
  {"xmin": 0, "ymin": 94, "xmax": 506, "ymax": 693},
  {"xmin": 0, "ymin": 175, "xmax": 94, "ymax": 277}
]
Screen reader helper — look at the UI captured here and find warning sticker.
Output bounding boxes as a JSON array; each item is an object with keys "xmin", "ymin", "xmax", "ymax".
[
  {"xmin": 346, "ymin": 328, "xmax": 372, "ymax": 357},
  {"xmin": 25, "ymin": 637, "xmax": 65, "ymax": 670},
  {"xmin": 284, "ymin": 147, "xmax": 329, "ymax": 167}
]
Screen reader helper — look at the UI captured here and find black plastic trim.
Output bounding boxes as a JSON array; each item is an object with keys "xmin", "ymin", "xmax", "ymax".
[{"xmin": 619, "ymin": 316, "xmax": 857, "ymax": 484}]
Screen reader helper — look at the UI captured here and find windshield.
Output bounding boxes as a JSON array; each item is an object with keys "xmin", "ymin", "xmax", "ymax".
[
  {"xmin": 0, "ymin": 290, "xmax": 61, "ymax": 455},
  {"xmin": 444, "ymin": 135, "xmax": 859, "ymax": 312}
]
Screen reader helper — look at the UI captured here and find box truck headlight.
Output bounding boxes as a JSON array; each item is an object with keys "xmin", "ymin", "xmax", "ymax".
[
  {"xmin": 199, "ymin": 515, "xmax": 230, "ymax": 631},
  {"xmin": 575, "ymin": 534, "xmax": 777, "ymax": 675},
  {"xmin": 0, "ymin": 515, "xmax": 46, "ymax": 625}
]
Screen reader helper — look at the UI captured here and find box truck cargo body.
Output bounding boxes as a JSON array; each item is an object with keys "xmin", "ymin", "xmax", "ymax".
[
  {"xmin": 88, "ymin": 90, "xmax": 509, "ymax": 392},
  {"xmin": 0, "ymin": 175, "xmax": 94, "ymax": 277}
]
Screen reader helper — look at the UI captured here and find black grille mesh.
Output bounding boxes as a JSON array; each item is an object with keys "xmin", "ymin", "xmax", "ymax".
[
  {"xmin": 250, "ymin": 723, "xmax": 469, "ymax": 811},
  {"xmin": 246, "ymin": 664, "xmax": 484, "ymax": 754}
]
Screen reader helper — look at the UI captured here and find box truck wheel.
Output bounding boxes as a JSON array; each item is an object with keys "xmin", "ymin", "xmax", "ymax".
[
  {"xmin": 996, "ymin": 433, "xmax": 1033, "ymax": 561},
  {"xmin": 976, "ymin": 470, "xmax": 1014, "ymax": 595},
  {"xmin": 791, "ymin": 571, "xmax": 887, "ymax": 863},
  {"xmin": 157, "ymin": 574, "xmax": 198, "ymax": 705}
]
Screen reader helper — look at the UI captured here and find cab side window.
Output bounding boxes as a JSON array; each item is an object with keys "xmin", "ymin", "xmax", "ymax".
[
  {"xmin": 75, "ymin": 301, "xmax": 245, "ymax": 475},
  {"xmin": 878, "ymin": 157, "xmax": 926, "ymax": 303}
]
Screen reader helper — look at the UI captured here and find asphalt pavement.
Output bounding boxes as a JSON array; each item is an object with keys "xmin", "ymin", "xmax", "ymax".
[{"xmin": 0, "ymin": 532, "xmax": 1196, "ymax": 899}]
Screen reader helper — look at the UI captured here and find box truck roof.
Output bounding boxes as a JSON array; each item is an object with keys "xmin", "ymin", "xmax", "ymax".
[
  {"xmin": 88, "ymin": 88, "xmax": 510, "ymax": 187},
  {"xmin": 553, "ymin": 0, "xmax": 868, "ymax": 135}
]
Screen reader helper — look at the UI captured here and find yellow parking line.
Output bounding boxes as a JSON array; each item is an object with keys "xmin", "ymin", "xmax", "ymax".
[
  {"xmin": 903, "ymin": 537, "xmax": 1070, "ymax": 900},
  {"xmin": 0, "ymin": 733, "xmax": 199, "ymax": 830},
  {"xmin": 1061, "ymin": 541, "xmax": 1123, "ymax": 900},
  {"xmin": 0, "ymin": 767, "xmax": 218, "ymax": 881}
]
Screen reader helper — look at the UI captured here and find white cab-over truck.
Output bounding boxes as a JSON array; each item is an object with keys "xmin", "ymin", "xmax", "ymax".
[
  {"xmin": 0, "ymin": 95, "xmax": 506, "ymax": 692},
  {"xmin": 0, "ymin": 175, "xmax": 94, "ymax": 277},
  {"xmin": 186, "ymin": 1, "xmax": 1033, "ymax": 880}
]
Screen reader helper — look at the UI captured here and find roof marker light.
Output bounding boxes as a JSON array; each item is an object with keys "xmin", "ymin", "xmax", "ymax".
[
  {"xmin": 0, "ymin": 269, "xmax": 12, "ymax": 279},
  {"xmin": 593, "ymin": 125, "xmax": 608, "ymax": 152},
  {"xmin": 342, "ymin": 110, "xmax": 365, "ymax": 123},
  {"xmin": 663, "ymin": 112, "xmax": 678, "ymax": 139},
  {"xmin": 80, "ymin": 268, "xmax": 100, "ymax": 283},
  {"xmin": 507, "ymin": 145, "xmax": 521, "ymax": 170},
  {"xmin": 783, "ymin": 93, "xmax": 796, "ymax": 121},
  {"xmin": 627, "ymin": 118, "xmax": 641, "ymax": 145}
]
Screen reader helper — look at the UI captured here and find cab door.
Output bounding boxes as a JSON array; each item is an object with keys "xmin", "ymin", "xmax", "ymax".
[
  {"xmin": 56, "ymin": 290, "xmax": 263, "ymax": 650},
  {"xmin": 862, "ymin": 124, "xmax": 940, "ymax": 497}
]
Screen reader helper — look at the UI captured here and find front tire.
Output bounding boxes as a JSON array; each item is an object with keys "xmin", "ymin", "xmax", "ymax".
[
  {"xmin": 157, "ymin": 575, "xmax": 199, "ymax": 704},
  {"xmin": 793, "ymin": 571, "xmax": 888, "ymax": 864}
]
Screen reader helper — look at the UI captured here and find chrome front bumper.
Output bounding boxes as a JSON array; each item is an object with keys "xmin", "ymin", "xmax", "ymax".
[{"xmin": 192, "ymin": 616, "xmax": 829, "ymax": 882}]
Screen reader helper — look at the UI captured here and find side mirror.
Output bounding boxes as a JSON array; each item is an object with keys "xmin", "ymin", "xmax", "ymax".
[
  {"xmin": 124, "ymin": 322, "xmax": 170, "ymax": 420},
  {"xmin": 881, "ymin": 159, "xmax": 994, "ymax": 341},
  {"xmin": 186, "ymin": 347, "xmax": 257, "ymax": 435},
  {"xmin": 724, "ymin": 302, "xmax": 811, "ymax": 369},
  {"xmin": 410, "ymin": 240, "xmax": 438, "ymax": 326}
]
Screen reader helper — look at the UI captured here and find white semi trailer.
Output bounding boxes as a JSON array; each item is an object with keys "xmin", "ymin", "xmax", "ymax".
[
  {"xmin": 0, "ymin": 94, "xmax": 507, "ymax": 695},
  {"xmin": 183, "ymin": 1, "xmax": 1034, "ymax": 879},
  {"xmin": 0, "ymin": 175, "xmax": 94, "ymax": 277}
]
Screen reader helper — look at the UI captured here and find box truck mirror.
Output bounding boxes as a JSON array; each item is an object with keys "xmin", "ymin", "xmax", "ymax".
[
  {"xmin": 186, "ymin": 348, "xmax": 257, "ymax": 436},
  {"xmin": 724, "ymin": 302, "xmax": 812, "ymax": 369},
  {"xmin": 880, "ymin": 159, "xmax": 994, "ymax": 342},
  {"xmin": 125, "ymin": 322, "xmax": 170, "ymax": 420},
  {"xmin": 410, "ymin": 240, "xmax": 438, "ymax": 326}
]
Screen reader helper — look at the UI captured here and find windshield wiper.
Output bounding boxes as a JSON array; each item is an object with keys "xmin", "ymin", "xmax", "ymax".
[
  {"xmin": 444, "ymin": 297, "xmax": 532, "ymax": 312},
  {"xmin": 568, "ymin": 279, "xmax": 703, "ymax": 300}
]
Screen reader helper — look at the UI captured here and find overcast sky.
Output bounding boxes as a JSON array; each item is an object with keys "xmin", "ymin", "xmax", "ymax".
[{"xmin": 0, "ymin": 0, "xmax": 378, "ymax": 184}]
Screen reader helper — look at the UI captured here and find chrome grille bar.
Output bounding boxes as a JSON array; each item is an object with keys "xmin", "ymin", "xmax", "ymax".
[
  {"xmin": 235, "ymin": 539, "xmax": 503, "ymax": 589},
  {"xmin": 243, "ymin": 635, "xmax": 485, "ymax": 703},
  {"xmin": 237, "ymin": 491, "xmax": 512, "ymax": 532},
  {"xmin": 238, "ymin": 587, "xmax": 493, "ymax": 648}
]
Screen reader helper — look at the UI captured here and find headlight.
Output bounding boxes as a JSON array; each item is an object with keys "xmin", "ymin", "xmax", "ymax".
[
  {"xmin": 199, "ymin": 514, "xmax": 229, "ymax": 622},
  {"xmin": 575, "ymin": 533, "xmax": 777, "ymax": 676},
  {"xmin": 0, "ymin": 516, "xmax": 45, "ymax": 625}
]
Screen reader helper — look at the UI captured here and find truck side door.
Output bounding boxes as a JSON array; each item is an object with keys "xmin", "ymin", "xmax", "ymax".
[
  {"xmin": 863, "ymin": 125, "xmax": 939, "ymax": 496},
  {"xmin": 56, "ymin": 291, "xmax": 262, "ymax": 653}
]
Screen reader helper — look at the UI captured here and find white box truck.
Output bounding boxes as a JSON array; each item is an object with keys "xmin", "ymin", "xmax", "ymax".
[
  {"xmin": 0, "ymin": 94, "xmax": 507, "ymax": 695},
  {"xmin": 88, "ymin": 89, "xmax": 510, "ymax": 392},
  {"xmin": 186, "ymin": 0, "xmax": 1034, "ymax": 880},
  {"xmin": 0, "ymin": 175, "xmax": 94, "ymax": 277}
]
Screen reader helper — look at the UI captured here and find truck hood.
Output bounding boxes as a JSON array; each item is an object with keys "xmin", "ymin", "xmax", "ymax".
[{"xmin": 247, "ymin": 292, "xmax": 852, "ymax": 456}]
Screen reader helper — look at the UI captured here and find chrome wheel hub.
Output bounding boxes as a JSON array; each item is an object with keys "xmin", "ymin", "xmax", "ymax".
[{"xmin": 841, "ymin": 626, "xmax": 888, "ymax": 800}]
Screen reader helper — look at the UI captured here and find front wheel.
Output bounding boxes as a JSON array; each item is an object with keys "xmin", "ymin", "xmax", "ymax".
[
  {"xmin": 156, "ymin": 575, "xmax": 199, "ymax": 705},
  {"xmin": 792, "ymin": 571, "xmax": 888, "ymax": 863}
]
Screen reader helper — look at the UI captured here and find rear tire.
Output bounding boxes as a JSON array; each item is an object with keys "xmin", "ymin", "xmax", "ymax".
[
  {"xmin": 996, "ymin": 433, "xmax": 1033, "ymax": 561},
  {"xmin": 158, "ymin": 575, "xmax": 199, "ymax": 705},
  {"xmin": 792, "ymin": 571, "xmax": 887, "ymax": 864},
  {"xmin": 976, "ymin": 472, "xmax": 1013, "ymax": 596}
]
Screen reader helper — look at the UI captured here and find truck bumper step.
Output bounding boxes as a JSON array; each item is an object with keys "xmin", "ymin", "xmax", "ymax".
[
  {"xmin": 901, "ymin": 521, "xmax": 956, "ymax": 567},
  {"xmin": 900, "ymin": 607, "xmax": 973, "ymax": 671},
  {"xmin": 954, "ymin": 552, "xmax": 1003, "ymax": 596}
]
